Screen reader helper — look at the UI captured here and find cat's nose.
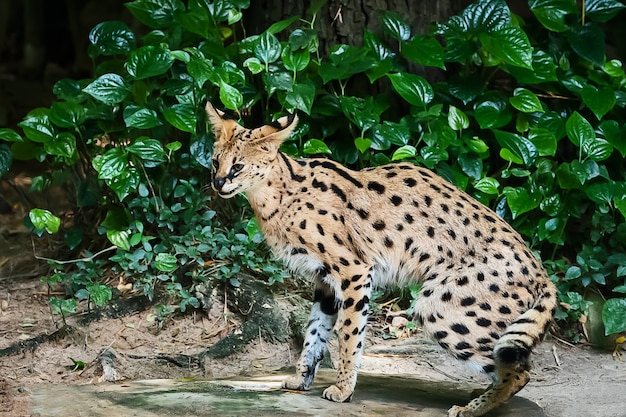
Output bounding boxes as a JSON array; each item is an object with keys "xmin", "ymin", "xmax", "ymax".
[{"xmin": 213, "ymin": 176, "xmax": 226, "ymax": 191}]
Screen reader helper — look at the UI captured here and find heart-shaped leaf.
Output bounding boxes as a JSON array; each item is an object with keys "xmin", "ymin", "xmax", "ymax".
[
  {"xmin": 493, "ymin": 130, "xmax": 538, "ymax": 166},
  {"xmin": 126, "ymin": 46, "xmax": 174, "ymax": 80},
  {"xmin": 581, "ymin": 85, "xmax": 616, "ymax": 119},
  {"xmin": 354, "ymin": 137, "xmax": 372, "ymax": 153},
  {"xmin": 402, "ymin": 35, "xmax": 445, "ymax": 69},
  {"xmin": 510, "ymin": 88, "xmax": 543, "ymax": 113},
  {"xmin": 163, "ymin": 103, "xmax": 196, "ymax": 133},
  {"xmin": 83, "ymin": 73, "xmax": 129, "ymax": 104},
  {"xmin": 89, "ymin": 21, "xmax": 136, "ymax": 56},
  {"xmin": 387, "ymin": 72, "xmax": 433, "ymax": 107},
  {"xmin": 381, "ymin": 11, "xmax": 411, "ymax": 41}
]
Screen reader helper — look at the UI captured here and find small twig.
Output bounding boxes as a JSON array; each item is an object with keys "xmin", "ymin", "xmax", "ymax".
[
  {"xmin": 551, "ymin": 344, "xmax": 561, "ymax": 367},
  {"xmin": 32, "ymin": 240, "xmax": 117, "ymax": 265},
  {"xmin": 551, "ymin": 334, "xmax": 576, "ymax": 348},
  {"xmin": 423, "ymin": 360, "xmax": 463, "ymax": 382}
]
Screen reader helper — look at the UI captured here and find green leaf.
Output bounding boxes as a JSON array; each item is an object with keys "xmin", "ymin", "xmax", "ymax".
[
  {"xmin": 282, "ymin": 47, "xmax": 310, "ymax": 73},
  {"xmin": 86, "ymin": 283, "xmax": 113, "ymax": 306},
  {"xmin": 585, "ymin": 181, "xmax": 614, "ymax": 204},
  {"xmin": 586, "ymin": 0, "xmax": 626, "ymax": 22},
  {"xmin": 581, "ymin": 85, "xmax": 616, "ymax": 119},
  {"xmin": 187, "ymin": 55, "xmax": 214, "ymax": 86},
  {"xmin": 93, "ymin": 148, "xmax": 128, "ymax": 180},
  {"xmin": 163, "ymin": 103, "xmax": 196, "ymax": 133},
  {"xmin": 106, "ymin": 167, "xmax": 140, "ymax": 201},
  {"xmin": 600, "ymin": 120, "xmax": 626, "ymax": 156},
  {"xmin": 448, "ymin": 73, "xmax": 485, "ymax": 104},
  {"xmin": 448, "ymin": 105, "xmax": 469, "ymax": 131},
  {"xmin": 123, "ymin": 105, "xmax": 161, "ymax": 129},
  {"xmin": 392, "ymin": 145, "xmax": 417, "ymax": 161},
  {"xmin": 243, "ymin": 57, "xmax": 264, "ymax": 74},
  {"xmin": 166, "ymin": 141, "xmax": 182, "ymax": 152},
  {"xmin": 303, "ymin": 139, "xmax": 331, "ymax": 155},
  {"xmin": 354, "ymin": 137, "xmax": 372, "ymax": 153},
  {"xmin": 18, "ymin": 109, "xmax": 55, "ymax": 143},
  {"xmin": 567, "ymin": 23, "xmax": 605, "ymax": 66},
  {"xmin": 474, "ymin": 96, "xmax": 511, "ymax": 129},
  {"xmin": 289, "ymin": 28, "xmax": 318, "ymax": 51},
  {"xmin": 83, "ymin": 73, "xmax": 129, "ymax": 104},
  {"xmin": 0, "ymin": 144, "xmax": 12, "ymax": 177},
  {"xmin": 190, "ymin": 133, "xmax": 213, "ymax": 169},
  {"xmin": 338, "ymin": 96, "xmax": 379, "ymax": 132},
  {"xmin": 284, "ymin": 80, "xmax": 316, "ymax": 114},
  {"xmin": 29, "ymin": 208, "xmax": 61, "ymax": 234},
  {"xmin": 318, "ymin": 44, "xmax": 376, "ymax": 83},
  {"xmin": 381, "ymin": 11, "xmax": 411, "ymax": 41},
  {"xmin": 107, "ymin": 229, "xmax": 131, "ymax": 251},
  {"xmin": 89, "ymin": 21, "xmax": 136, "ymax": 56},
  {"xmin": 509, "ymin": 88, "xmax": 543, "ymax": 113},
  {"xmin": 458, "ymin": 153, "xmax": 482, "ymax": 180},
  {"xmin": 372, "ymin": 122, "xmax": 410, "ymax": 148},
  {"xmin": 125, "ymin": 0, "xmax": 184, "ymax": 28},
  {"xmin": 44, "ymin": 132, "xmax": 77, "ymax": 159},
  {"xmin": 267, "ymin": 15, "xmax": 299, "ymax": 34},
  {"xmin": 583, "ymin": 137, "xmax": 613, "ymax": 161},
  {"xmin": 565, "ymin": 265, "xmax": 582, "ymax": 280},
  {"xmin": 127, "ymin": 137, "xmax": 166, "ymax": 165},
  {"xmin": 528, "ymin": 128, "xmax": 557, "ymax": 156},
  {"xmin": 529, "ymin": 0, "xmax": 577, "ymax": 32},
  {"xmin": 402, "ymin": 35, "xmax": 445, "ymax": 69},
  {"xmin": 615, "ymin": 195, "xmax": 626, "ymax": 218},
  {"xmin": 503, "ymin": 187, "xmax": 541, "ymax": 218},
  {"xmin": 479, "ymin": 26, "xmax": 533, "ymax": 69},
  {"xmin": 603, "ymin": 59, "xmax": 625, "ymax": 78},
  {"xmin": 493, "ymin": 130, "xmax": 538, "ymax": 166},
  {"xmin": 254, "ymin": 31, "xmax": 281, "ymax": 65},
  {"xmin": 602, "ymin": 298, "xmax": 626, "ymax": 335},
  {"xmin": 218, "ymin": 82, "xmax": 243, "ymax": 110},
  {"xmin": 474, "ymin": 177, "xmax": 500, "ymax": 194},
  {"xmin": 171, "ymin": 50, "xmax": 190, "ymax": 63},
  {"xmin": 507, "ymin": 49, "xmax": 558, "ymax": 83},
  {"xmin": 0, "ymin": 128, "xmax": 23, "ymax": 142},
  {"xmin": 566, "ymin": 112, "xmax": 595, "ymax": 147},
  {"xmin": 126, "ymin": 46, "xmax": 174, "ymax": 80},
  {"xmin": 387, "ymin": 72, "xmax": 433, "ymax": 107},
  {"xmin": 155, "ymin": 253, "xmax": 178, "ymax": 272},
  {"xmin": 49, "ymin": 102, "xmax": 85, "ymax": 128},
  {"xmin": 53, "ymin": 78, "xmax": 85, "ymax": 101}
]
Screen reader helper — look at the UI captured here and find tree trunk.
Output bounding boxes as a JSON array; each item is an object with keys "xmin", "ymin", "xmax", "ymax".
[{"xmin": 245, "ymin": 0, "xmax": 472, "ymax": 56}]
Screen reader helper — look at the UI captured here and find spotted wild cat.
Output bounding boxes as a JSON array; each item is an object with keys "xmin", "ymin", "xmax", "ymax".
[{"xmin": 206, "ymin": 102, "xmax": 557, "ymax": 417}]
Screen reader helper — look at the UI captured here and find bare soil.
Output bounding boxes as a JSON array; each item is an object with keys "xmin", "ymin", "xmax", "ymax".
[{"xmin": 1, "ymin": 204, "xmax": 626, "ymax": 417}]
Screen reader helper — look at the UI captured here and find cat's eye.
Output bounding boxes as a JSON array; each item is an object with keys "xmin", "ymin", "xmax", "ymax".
[{"xmin": 232, "ymin": 163, "xmax": 244, "ymax": 173}]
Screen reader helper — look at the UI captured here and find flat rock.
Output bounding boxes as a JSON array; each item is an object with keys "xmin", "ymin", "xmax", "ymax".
[{"xmin": 29, "ymin": 369, "xmax": 544, "ymax": 416}]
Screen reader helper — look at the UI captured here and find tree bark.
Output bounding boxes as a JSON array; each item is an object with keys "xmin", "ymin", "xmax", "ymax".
[{"xmin": 245, "ymin": 0, "xmax": 472, "ymax": 56}]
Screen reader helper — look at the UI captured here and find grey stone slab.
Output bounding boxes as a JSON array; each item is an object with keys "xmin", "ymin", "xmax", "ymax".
[{"xmin": 29, "ymin": 370, "xmax": 544, "ymax": 416}]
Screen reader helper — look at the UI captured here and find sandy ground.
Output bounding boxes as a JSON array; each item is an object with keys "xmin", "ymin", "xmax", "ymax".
[{"xmin": 1, "ymin": 268, "xmax": 625, "ymax": 417}]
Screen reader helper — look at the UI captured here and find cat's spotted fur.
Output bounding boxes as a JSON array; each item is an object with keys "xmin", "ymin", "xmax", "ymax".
[{"xmin": 206, "ymin": 103, "xmax": 556, "ymax": 417}]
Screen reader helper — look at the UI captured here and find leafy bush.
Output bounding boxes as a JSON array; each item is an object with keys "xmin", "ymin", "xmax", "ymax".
[{"xmin": 1, "ymin": 0, "xmax": 626, "ymax": 338}]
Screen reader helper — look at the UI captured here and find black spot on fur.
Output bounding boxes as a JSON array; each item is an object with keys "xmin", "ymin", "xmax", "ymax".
[
  {"xmin": 367, "ymin": 181, "xmax": 386, "ymax": 194},
  {"xmin": 451, "ymin": 323, "xmax": 470, "ymax": 335},
  {"xmin": 373, "ymin": 220, "xmax": 386, "ymax": 230}
]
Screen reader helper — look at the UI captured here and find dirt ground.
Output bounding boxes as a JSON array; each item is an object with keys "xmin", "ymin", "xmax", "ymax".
[{"xmin": 1, "ymin": 207, "xmax": 626, "ymax": 417}]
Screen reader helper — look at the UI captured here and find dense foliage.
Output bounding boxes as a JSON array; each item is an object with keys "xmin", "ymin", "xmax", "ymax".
[{"xmin": 1, "ymin": 0, "xmax": 625, "ymax": 337}]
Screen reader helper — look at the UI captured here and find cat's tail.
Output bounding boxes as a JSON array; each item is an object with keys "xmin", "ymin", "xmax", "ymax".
[{"xmin": 493, "ymin": 281, "xmax": 557, "ymax": 371}]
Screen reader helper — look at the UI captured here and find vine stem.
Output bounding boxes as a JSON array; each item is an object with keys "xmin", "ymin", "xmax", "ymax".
[{"xmin": 32, "ymin": 239, "xmax": 117, "ymax": 265}]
